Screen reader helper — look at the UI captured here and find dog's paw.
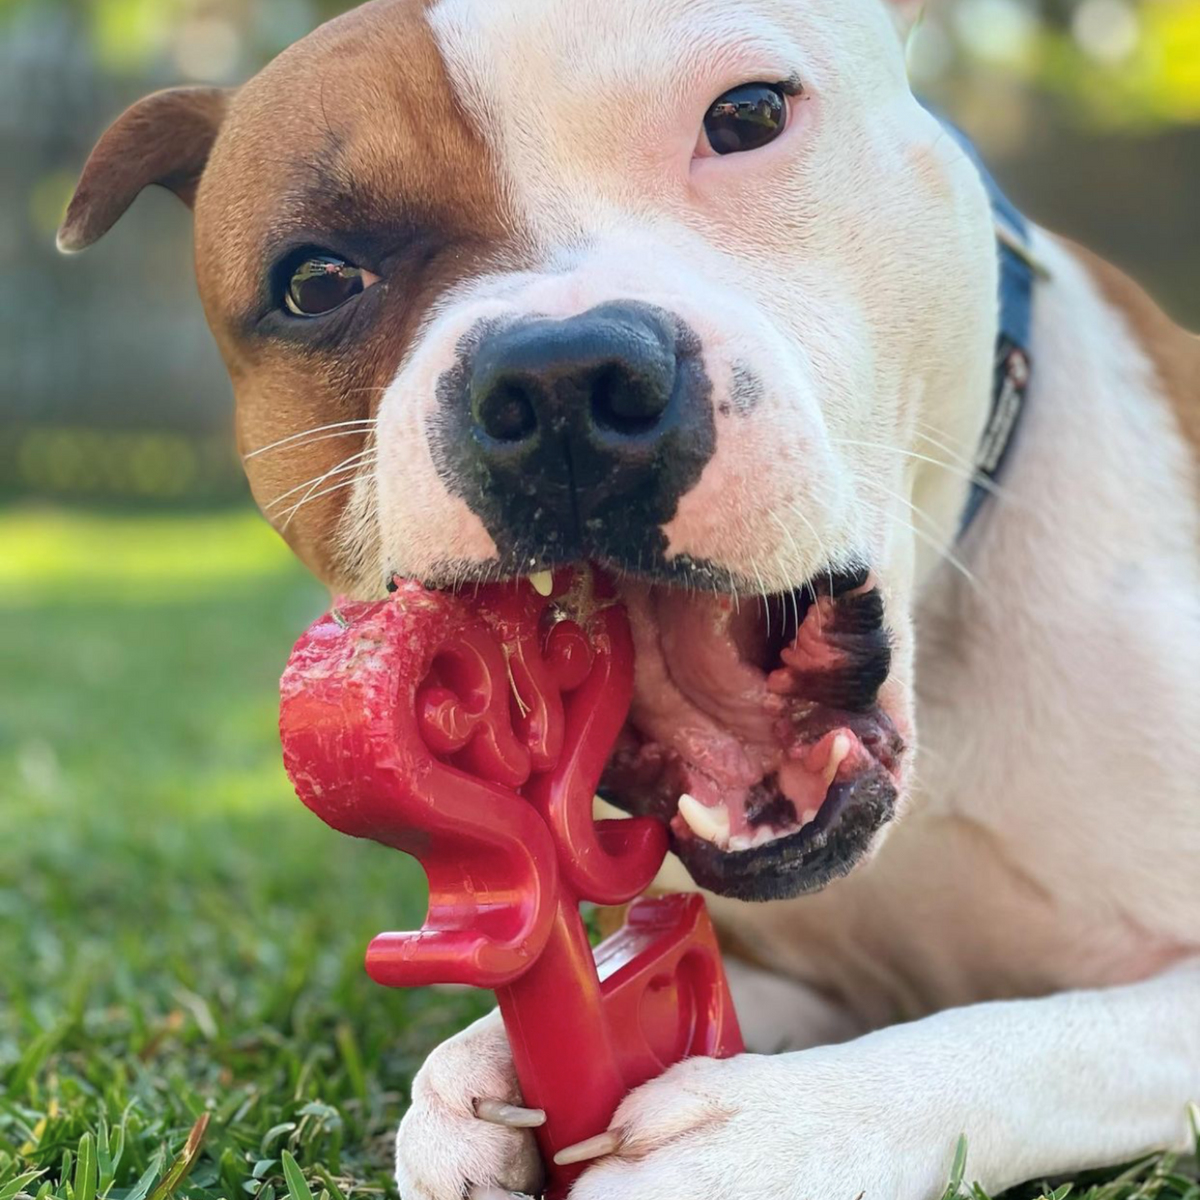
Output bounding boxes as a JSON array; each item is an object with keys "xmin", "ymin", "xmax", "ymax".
[
  {"xmin": 567, "ymin": 1048, "xmax": 955, "ymax": 1200},
  {"xmin": 395, "ymin": 1012, "xmax": 544, "ymax": 1200}
]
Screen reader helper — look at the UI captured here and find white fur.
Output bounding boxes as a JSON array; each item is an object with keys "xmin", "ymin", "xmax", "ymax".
[
  {"xmin": 371, "ymin": 0, "xmax": 997, "ymax": 603},
  {"xmin": 371, "ymin": 1, "xmax": 1200, "ymax": 1196}
]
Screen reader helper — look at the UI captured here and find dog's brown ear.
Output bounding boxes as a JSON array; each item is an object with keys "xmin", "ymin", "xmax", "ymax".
[{"xmin": 57, "ymin": 86, "xmax": 232, "ymax": 254}]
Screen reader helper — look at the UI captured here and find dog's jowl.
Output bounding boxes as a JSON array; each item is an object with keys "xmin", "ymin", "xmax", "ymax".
[{"xmin": 61, "ymin": 0, "xmax": 1200, "ymax": 1196}]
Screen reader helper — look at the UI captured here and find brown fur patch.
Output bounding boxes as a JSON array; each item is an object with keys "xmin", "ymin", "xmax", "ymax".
[
  {"xmin": 190, "ymin": 0, "xmax": 521, "ymax": 588},
  {"xmin": 1068, "ymin": 240, "xmax": 1200, "ymax": 481}
]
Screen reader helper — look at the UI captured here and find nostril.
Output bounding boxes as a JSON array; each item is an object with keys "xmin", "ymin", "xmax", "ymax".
[
  {"xmin": 590, "ymin": 363, "xmax": 671, "ymax": 437},
  {"xmin": 475, "ymin": 378, "xmax": 538, "ymax": 443}
]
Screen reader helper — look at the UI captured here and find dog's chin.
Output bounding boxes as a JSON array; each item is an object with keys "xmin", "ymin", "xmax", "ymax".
[{"xmin": 594, "ymin": 565, "xmax": 905, "ymax": 903}]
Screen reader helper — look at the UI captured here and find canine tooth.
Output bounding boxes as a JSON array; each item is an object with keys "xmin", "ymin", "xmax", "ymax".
[
  {"xmin": 800, "ymin": 807, "xmax": 819, "ymax": 827},
  {"xmin": 677, "ymin": 793, "xmax": 730, "ymax": 846},
  {"xmin": 528, "ymin": 570, "xmax": 554, "ymax": 597},
  {"xmin": 823, "ymin": 733, "xmax": 852, "ymax": 786}
]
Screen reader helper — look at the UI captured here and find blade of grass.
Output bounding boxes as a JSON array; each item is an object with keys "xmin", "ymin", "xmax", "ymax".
[
  {"xmin": 311, "ymin": 1168, "xmax": 347, "ymax": 1200},
  {"xmin": 123, "ymin": 1147, "xmax": 167, "ymax": 1200},
  {"xmin": 333, "ymin": 1026, "xmax": 366, "ymax": 1106},
  {"xmin": 0, "ymin": 1171, "xmax": 47, "ymax": 1200},
  {"xmin": 145, "ymin": 1115, "xmax": 209, "ymax": 1200},
  {"xmin": 6, "ymin": 1027, "xmax": 65, "ymax": 1097},
  {"xmin": 73, "ymin": 1133, "xmax": 97, "ymax": 1200},
  {"xmin": 280, "ymin": 1152, "xmax": 315, "ymax": 1200},
  {"xmin": 940, "ymin": 1135, "xmax": 970, "ymax": 1200}
]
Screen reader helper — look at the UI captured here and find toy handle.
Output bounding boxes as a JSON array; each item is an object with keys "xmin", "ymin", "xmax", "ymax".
[
  {"xmin": 499, "ymin": 892, "xmax": 744, "ymax": 1199},
  {"xmin": 497, "ymin": 899, "xmax": 625, "ymax": 1198}
]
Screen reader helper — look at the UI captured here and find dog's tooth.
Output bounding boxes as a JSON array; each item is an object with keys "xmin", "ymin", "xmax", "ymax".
[
  {"xmin": 729, "ymin": 825, "xmax": 781, "ymax": 852},
  {"xmin": 800, "ymin": 807, "xmax": 819, "ymax": 827},
  {"xmin": 528, "ymin": 570, "xmax": 554, "ymax": 597},
  {"xmin": 677, "ymin": 793, "xmax": 731, "ymax": 846},
  {"xmin": 822, "ymin": 732, "xmax": 852, "ymax": 787}
]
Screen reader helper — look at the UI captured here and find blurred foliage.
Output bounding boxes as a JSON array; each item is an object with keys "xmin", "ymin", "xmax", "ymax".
[
  {"xmin": 910, "ymin": 0, "xmax": 1200, "ymax": 128},
  {"xmin": 0, "ymin": 429, "xmax": 245, "ymax": 505}
]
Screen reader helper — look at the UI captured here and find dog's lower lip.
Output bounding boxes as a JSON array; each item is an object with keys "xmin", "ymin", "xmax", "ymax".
[{"xmin": 668, "ymin": 767, "xmax": 899, "ymax": 901}]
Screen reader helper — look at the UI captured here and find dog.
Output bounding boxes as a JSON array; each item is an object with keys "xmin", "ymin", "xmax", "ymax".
[{"xmin": 59, "ymin": 0, "xmax": 1200, "ymax": 1196}]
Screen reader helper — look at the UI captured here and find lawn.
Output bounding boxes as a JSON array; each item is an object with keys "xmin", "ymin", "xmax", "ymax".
[{"xmin": 0, "ymin": 506, "xmax": 1196, "ymax": 1200}]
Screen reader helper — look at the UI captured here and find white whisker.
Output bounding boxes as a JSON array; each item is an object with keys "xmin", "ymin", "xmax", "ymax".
[
  {"xmin": 857, "ymin": 479, "xmax": 978, "ymax": 588},
  {"xmin": 748, "ymin": 558, "xmax": 772, "ymax": 640},
  {"xmin": 264, "ymin": 447, "xmax": 379, "ymax": 512},
  {"xmin": 767, "ymin": 511, "xmax": 805, "ymax": 635},
  {"xmin": 278, "ymin": 471, "xmax": 375, "ymax": 530},
  {"xmin": 783, "ymin": 503, "xmax": 835, "ymax": 601},
  {"xmin": 911, "ymin": 420, "xmax": 981, "ymax": 474},
  {"xmin": 830, "ymin": 437, "xmax": 1009, "ymax": 500},
  {"xmin": 243, "ymin": 419, "xmax": 376, "ymax": 461}
]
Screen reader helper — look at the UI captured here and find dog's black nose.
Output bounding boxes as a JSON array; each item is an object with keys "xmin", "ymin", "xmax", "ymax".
[
  {"xmin": 434, "ymin": 303, "xmax": 715, "ymax": 568},
  {"xmin": 469, "ymin": 304, "xmax": 677, "ymax": 451}
]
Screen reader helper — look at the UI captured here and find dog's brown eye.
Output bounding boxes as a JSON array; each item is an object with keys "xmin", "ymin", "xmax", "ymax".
[
  {"xmin": 285, "ymin": 255, "xmax": 376, "ymax": 317},
  {"xmin": 702, "ymin": 83, "xmax": 789, "ymax": 156}
]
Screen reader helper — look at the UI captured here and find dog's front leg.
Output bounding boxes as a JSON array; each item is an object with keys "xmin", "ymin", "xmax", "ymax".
[
  {"xmin": 567, "ymin": 960, "xmax": 1200, "ymax": 1200},
  {"xmin": 394, "ymin": 964, "xmax": 859, "ymax": 1199}
]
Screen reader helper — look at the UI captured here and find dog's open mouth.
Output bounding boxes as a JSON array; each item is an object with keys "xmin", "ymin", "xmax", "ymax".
[
  {"xmin": 594, "ymin": 567, "xmax": 904, "ymax": 900},
  {"xmin": 392, "ymin": 562, "xmax": 904, "ymax": 901}
]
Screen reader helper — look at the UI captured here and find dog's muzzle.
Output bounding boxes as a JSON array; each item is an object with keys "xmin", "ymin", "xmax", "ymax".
[{"xmin": 431, "ymin": 302, "xmax": 715, "ymax": 570}]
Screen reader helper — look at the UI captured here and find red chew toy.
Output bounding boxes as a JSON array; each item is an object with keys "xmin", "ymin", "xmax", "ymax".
[{"xmin": 280, "ymin": 568, "xmax": 742, "ymax": 1197}]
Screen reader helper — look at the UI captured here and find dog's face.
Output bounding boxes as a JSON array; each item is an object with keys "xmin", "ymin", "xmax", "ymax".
[{"xmin": 63, "ymin": 0, "xmax": 998, "ymax": 901}]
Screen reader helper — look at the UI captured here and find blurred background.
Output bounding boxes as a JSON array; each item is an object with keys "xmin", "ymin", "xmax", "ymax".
[{"xmin": 1, "ymin": 3, "xmax": 1197, "ymax": 1199}]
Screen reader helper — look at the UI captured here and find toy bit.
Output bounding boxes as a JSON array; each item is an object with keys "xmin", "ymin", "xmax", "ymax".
[{"xmin": 280, "ymin": 568, "xmax": 742, "ymax": 1198}]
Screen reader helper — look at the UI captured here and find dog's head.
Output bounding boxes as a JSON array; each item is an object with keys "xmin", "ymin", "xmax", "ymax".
[{"xmin": 63, "ymin": 0, "xmax": 998, "ymax": 901}]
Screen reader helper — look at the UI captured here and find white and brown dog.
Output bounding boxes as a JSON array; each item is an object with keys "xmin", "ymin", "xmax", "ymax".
[{"xmin": 60, "ymin": 0, "xmax": 1200, "ymax": 1196}]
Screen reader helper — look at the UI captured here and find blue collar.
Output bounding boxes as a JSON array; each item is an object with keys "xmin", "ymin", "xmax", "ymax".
[{"xmin": 935, "ymin": 118, "xmax": 1040, "ymax": 536}]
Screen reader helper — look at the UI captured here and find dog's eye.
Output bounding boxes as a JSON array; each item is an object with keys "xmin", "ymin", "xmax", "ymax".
[
  {"xmin": 701, "ymin": 83, "xmax": 789, "ymax": 156},
  {"xmin": 284, "ymin": 255, "xmax": 378, "ymax": 317}
]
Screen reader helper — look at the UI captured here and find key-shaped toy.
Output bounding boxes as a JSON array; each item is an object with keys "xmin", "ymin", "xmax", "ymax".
[{"xmin": 280, "ymin": 568, "xmax": 742, "ymax": 1198}]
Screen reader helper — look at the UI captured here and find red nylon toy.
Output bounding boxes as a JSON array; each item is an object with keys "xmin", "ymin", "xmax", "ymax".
[{"xmin": 279, "ymin": 567, "xmax": 743, "ymax": 1198}]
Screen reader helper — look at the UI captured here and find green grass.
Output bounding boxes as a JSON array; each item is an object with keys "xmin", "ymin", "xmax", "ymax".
[
  {"xmin": 0, "ymin": 506, "xmax": 491, "ymax": 1200},
  {"xmin": 0, "ymin": 505, "xmax": 1196, "ymax": 1200}
]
